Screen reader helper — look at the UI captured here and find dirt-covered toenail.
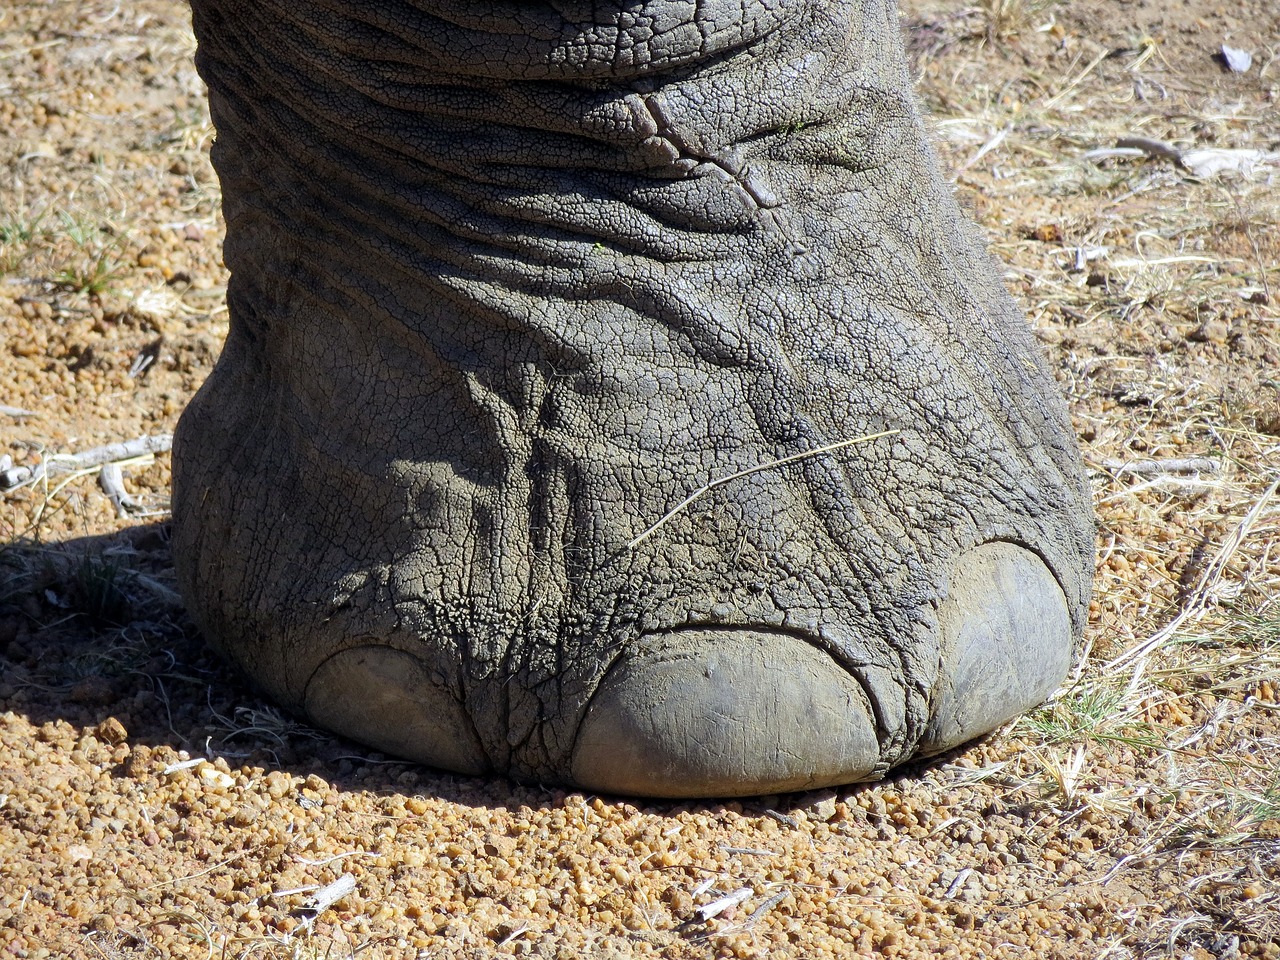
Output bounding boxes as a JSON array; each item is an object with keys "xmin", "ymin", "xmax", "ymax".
[
  {"xmin": 919, "ymin": 543, "xmax": 1073, "ymax": 756},
  {"xmin": 304, "ymin": 645, "xmax": 489, "ymax": 775},
  {"xmin": 571, "ymin": 630, "xmax": 880, "ymax": 798}
]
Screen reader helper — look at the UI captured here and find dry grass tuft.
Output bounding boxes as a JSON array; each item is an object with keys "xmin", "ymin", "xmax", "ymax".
[{"xmin": 979, "ymin": 0, "xmax": 1058, "ymax": 43}]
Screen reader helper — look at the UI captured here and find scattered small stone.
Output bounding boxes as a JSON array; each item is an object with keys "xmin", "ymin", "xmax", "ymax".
[
  {"xmin": 1220, "ymin": 44, "xmax": 1253, "ymax": 73},
  {"xmin": 1188, "ymin": 318, "xmax": 1230, "ymax": 344},
  {"xmin": 810, "ymin": 791, "xmax": 839, "ymax": 822},
  {"xmin": 96, "ymin": 716, "xmax": 128, "ymax": 745},
  {"xmin": 69, "ymin": 677, "xmax": 115, "ymax": 706}
]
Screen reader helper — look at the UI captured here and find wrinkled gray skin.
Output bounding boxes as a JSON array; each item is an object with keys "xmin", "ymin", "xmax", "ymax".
[{"xmin": 174, "ymin": 0, "xmax": 1095, "ymax": 798}]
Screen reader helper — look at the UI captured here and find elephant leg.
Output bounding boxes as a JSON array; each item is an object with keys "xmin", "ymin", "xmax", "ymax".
[{"xmin": 176, "ymin": 0, "xmax": 1094, "ymax": 796}]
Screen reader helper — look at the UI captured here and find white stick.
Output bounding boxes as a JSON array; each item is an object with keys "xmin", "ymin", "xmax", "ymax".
[
  {"xmin": 306, "ymin": 873, "xmax": 356, "ymax": 914},
  {"xmin": 98, "ymin": 462, "xmax": 141, "ymax": 517},
  {"xmin": 0, "ymin": 434, "xmax": 172, "ymax": 489},
  {"xmin": 694, "ymin": 887, "xmax": 752, "ymax": 923},
  {"xmin": 1100, "ymin": 456, "xmax": 1222, "ymax": 476}
]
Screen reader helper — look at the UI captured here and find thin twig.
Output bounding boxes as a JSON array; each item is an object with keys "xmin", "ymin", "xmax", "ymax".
[
  {"xmin": 741, "ymin": 890, "xmax": 787, "ymax": 928},
  {"xmin": 628, "ymin": 430, "xmax": 899, "ymax": 548},
  {"xmin": 1114, "ymin": 136, "xmax": 1186, "ymax": 166},
  {"xmin": 98, "ymin": 462, "xmax": 141, "ymax": 517}
]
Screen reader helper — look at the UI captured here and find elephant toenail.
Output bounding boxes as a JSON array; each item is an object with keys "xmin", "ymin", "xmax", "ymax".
[
  {"xmin": 571, "ymin": 629, "xmax": 880, "ymax": 797},
  {"xmin": 304, "ymin": 645, "xmax": 489, "ymax": 775},
  {"xmin": 919, "ymin": 543, "xmax": 1073, "ymax": 756}
]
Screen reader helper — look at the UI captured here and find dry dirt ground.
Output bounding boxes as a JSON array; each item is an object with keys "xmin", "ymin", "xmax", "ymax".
[{"xmin": 2, "ymin": 1, "xmax": 1279, "ymax": 957}]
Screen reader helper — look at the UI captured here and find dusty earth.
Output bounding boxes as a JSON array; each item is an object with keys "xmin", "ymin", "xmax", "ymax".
[{"xmin": 2, "ymin": 1, "xmax": 1279, "ymax": 957}]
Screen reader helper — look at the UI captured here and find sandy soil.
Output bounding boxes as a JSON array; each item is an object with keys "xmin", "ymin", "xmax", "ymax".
[{"xmin": 2, "ymin": 1, "xmax": 1279, "ymax": 957}]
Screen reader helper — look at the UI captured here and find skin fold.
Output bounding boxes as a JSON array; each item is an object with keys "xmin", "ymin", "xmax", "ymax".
[{"xmin": 173, "ymin": 0, "xmax": 1095, "ymax": 797}]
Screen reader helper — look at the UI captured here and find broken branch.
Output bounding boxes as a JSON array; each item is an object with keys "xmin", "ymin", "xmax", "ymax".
[
  {"xmin": 1099, "ymin": 456, "xmax": 1222, "ymax": 477},
  {"xmin": 0, "ymin": 433, "xmax": 173, "ymax": 490}
]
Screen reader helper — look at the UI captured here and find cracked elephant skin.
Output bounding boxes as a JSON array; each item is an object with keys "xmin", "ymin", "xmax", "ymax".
[{"xmin": 173, "ymin": 0, "xmax": 1095, "ymax": 797}]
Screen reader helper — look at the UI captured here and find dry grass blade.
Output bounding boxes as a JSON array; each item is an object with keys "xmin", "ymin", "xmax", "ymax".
[
  {"xmin": 1105, "ymin": 474, "xmax": 1280, "ymax": 682},
  {"xmin": 628, "ymin": 430, "xmax": 899, "ymax": 547}
]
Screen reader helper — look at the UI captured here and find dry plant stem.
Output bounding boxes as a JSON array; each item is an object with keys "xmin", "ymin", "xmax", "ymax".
[
  {"xmin": 1095, "ymin": 475, "xmax": 1222, "ymax": 506},
  {"xmin": 0, "ymin": 433, "xmax": 173, "ymax": 489},
  {"xmin": 627, "ymin": 430, "xmax": 900, "ymax": 548},
  {"xmin": 1105, "ymin": 474, "xmax": 1280, "ymax": 687},
  {"xmin": 960, "ymin": 126, "xmax": 1011, "ymax": 171},
  {"xmin": 1222, "ymin": 184, "xmax": 1274, "ymax": 304},
  {"xmin": 1040, "ymin": 49, "xmax": 1110, "ymax": 112}
]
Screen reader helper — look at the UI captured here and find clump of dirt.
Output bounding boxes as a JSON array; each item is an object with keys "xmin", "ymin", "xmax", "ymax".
[{"xmin": 2, "ymin": 1, "xmax": 1279, "ymax": 957}]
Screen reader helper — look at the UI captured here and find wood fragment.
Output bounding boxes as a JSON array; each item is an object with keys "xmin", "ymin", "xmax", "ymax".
[
  {"xmin": 742, "ymin": 890, "xmax": 787, "ymax": 928},
  {"xmin": 305, "ymin": 873, "xmax": 356, "ymax": 914},
  {"xmin": 1114, "ymin": 136, "xmax": 1185, "ymax": 165},
  {"xmin": 1082, "ymin": 147, "xmax": 1150, "ymax": 164},
  {"xmin": 1100, "ymin": 456, "xmax": 1222, "ymax": 477},
  {"xmin": 98, "ymin": 462, "xmax": 141, "ymax": 517},
  {"xmin": 0, "ymin": 434, "xmax": 172, "ymax": 490},
  {"xmin": 764, "ymin": 809, "xmax": 799, "ymax": 828},
  {"xmin": 292, "ymin": 872, "xmax": 358, "ymax": 935},
  {"xmin": 0, "ymin": 404, "xmax": 36, "ymax": 419},
  {"xmin": 694, "ymin": 887, "xmax": 752, "ymax": 923}
]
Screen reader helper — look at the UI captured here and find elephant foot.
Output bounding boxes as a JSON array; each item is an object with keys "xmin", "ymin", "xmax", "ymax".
[
  {"xmin": 181, "ymin": 0, "xmax": 1096, "ymax": 797},
  {"xmin": 568, "ymin": 543, "xmax": 1070, "ymax": 798}
]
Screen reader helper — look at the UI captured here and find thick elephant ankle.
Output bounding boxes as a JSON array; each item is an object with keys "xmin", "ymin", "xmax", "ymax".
[{"xmin": 175, "ymin": 0, "xmax": 1095, "ymax": 795}]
